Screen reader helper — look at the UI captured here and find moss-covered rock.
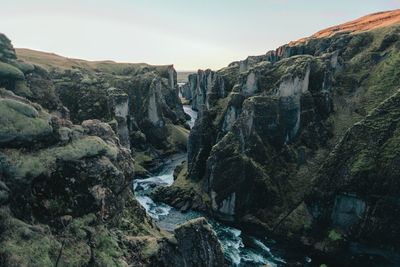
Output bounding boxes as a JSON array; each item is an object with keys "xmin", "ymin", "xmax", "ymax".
[
  {"xmin": 175, "ymin": 16, "xmax": 400, "ymax": 266},
  {"xmin": 0, "ymin": 34, "xmax": 186, "ymax": 165},
  {"xmin": 0, "ymin": 208, "xmax": 60, "ymax": 267},
  {"xmin": 0, "ymin": 34, "xmax": 17, "ymax": 62},
  {"xmin": 150, "ymin": 218, "xmax": 225, "ymax": 267},
  {"xmin": 0, "ymin": 87, "xmax": 225, "ymax": 266},
  {"xmin": 300, "ymin": 90, "xmax": 400, "ymax": 260},
  {"xmin": 21, "ymin": 54, "xmax": 186, "ymax": 161},
  {"xmin": 0, "ymin": 97, "xmax": 52, "ymax": 146},
  {"xmin": 0, "ymin": 62, "xmax": 24, "ymax": 80}
]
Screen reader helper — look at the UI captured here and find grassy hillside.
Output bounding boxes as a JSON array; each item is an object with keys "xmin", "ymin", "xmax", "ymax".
[{"xmin": 16, "ymin": 48, "xmax": 172, "ymax": 75}]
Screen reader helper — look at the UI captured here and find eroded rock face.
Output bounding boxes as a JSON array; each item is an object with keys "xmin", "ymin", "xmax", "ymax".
[
  {"xmin": 0, "ymin": 88, "xmax": 225, "ymax": 267},
  {"xmin": 0, "ymin": 88, "xmax": 137, "ymax": 265},
  {"xmin": 2, "ymin": 44, "xmax": 188, "ymax": 173},
  {"xmin": 298, "ymin": 91, "xmax": 400, "ymax": 261},
  {"xmin": 184, "ymin": 69, "xmax": 227, "ymax": 115},
  {"xmin": 153, "ymin": 218, "xmax": 225, "ymax": 267},
  {"xmin": 107, "ymin": 87, "xmax": 131, "ymax": 148},
  {"xmin": 50, "ymin": 65, "xmax": 186, "ymax": 155},
  {"xmin": 0, "ymin": 34, "xmax": 224, "ymax": 266},
  {"xmin": 0, "ymin": 34, "xmax": 64, "ymax": 114},
  {"xmin": 174, "ymin": 17, "xmax": 400, "ymax": 264},
  {"xmin": 185, "ymin": 56, "xmax": 331, "ymax": 220}
]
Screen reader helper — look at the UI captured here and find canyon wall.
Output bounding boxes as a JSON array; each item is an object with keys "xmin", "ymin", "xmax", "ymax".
[
  {"xmin": 0, "ymin": 33, "xmax": 224, "ymax": 267},
  {"xmin": 15, "ymin": 47, "xmax": 190, "ymax": 174},
  {"xmin": 163, "ymin": 11, "xmax": 400, "ymax": 265}
]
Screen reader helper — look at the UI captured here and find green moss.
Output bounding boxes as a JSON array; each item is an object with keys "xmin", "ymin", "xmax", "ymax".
[
  {"xmin": 134, "ymin": 151, "xmax": 154, "ymax": 165},
  {"xmin": 10, "ymin": 60, "xmax": 35, "ymax": 74},
  {"xmin": 218, "ymin": 64, "xmax": 240, "ymax": 90},
  {"xmin": 67, "ymin": 214, "xmax": 97, "ymax": 239},
  {"xmin": 170, "ymin": 162, "xmax": 211, "ymax": 205},
  {"xmin": 167, "ymin": 124, "xmax": 189, "ymax": 150},
  {"xmin": 280, "ymin": 202, "xmax": 312, "ymax": 235},
  {"xmin": 141, "ymin": 237, "xmax": 160, "ymax": 258},
  {"xmin": 55, "ymin": 214, "xmax": 96, "ymax": 266},
  {"xmin": 341, "ymin": 26, "xmax": 400, "ymax": 113},
  {"xmin": 0, "ymin": 209, "xmax": 60, "ymax": 267},
  {"xmin": 6, "ymin": 136, "xmax": 118, "ymax": 178},
  {"xmin": 382, "ymin": 127, "xmax": 400, "ymax": 162},
  {"xmin": 134, "ymin": 162, "xmax": 148, "ymax": 176},
  {"xmin": 58, "ymin": 241, "xmax": 91, "ymax": 267},
  {"xmin": 13, "ymin": 80, "xmax": 33, "ymax": 97},
  {"xmin": 1, "ymin": 98, "xmax": 38, "ymax": 117},
  {"xmin": 92, "ymin": 228, "xmax": 124, "ymax": 267},
  {"xmin": 118, "ymin": 195, "xmax": 160, "ymax": 237},
  {"xmin": 56, "ymin": 136, "xmax": 118, "ymax": 161},
  {"xmin": 213, "ymin": 96, "xmax": 231, "ymax": 127},
  {"xmin": 0, "ymin": 98, "xmax": 52, "ymax": 144},
  {"xmin": 0, "ymin": 61, "xmax": 24, "ymax": 79},
  {"xmin": 328, "ymin": 229, "xmax": 342, "ymax": 241},
  {"xmin": 350, "ymin": 149, "xmax": 376, "ymax": 175}
]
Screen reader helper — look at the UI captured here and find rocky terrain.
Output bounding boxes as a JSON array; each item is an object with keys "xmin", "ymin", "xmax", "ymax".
[
  {"xmin": 0, "ymin": 33, "xmax": 224, "ymax": 266},
  {"xmin": 164, "ymin": 9, "xmax": 400, "ymax": 266},
  {"xmin": 2, "ymin": 8, "xmax": 400, "ymax": 267},
  {"xmin": 15, "ymin": 47, "xmax": 190, "ymax": 176}
]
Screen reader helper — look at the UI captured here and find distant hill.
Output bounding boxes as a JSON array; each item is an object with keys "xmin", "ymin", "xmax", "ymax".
[
  {"xmin": 16, "ymin": 48, "xmax": 172, "ymax": 75},
  {"xmin": 292, "ymin": 9, "xmax": 400, "ymax": 45}
]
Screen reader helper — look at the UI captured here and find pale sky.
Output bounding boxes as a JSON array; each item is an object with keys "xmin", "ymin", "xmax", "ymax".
[{"xmin": 1, "ymin": 1, "xmax": 399, "ymax": 70}]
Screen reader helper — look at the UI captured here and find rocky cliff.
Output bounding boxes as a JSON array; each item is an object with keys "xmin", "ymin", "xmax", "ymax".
[
  {"xmin": 14, "ymin": 47, "xmax": 189, "ymax": 175},
  {"xmin": 0, "ymin": 34, "xmax": 224, "ymax": 266},
  {"xmin": 161, "ymin": 9, "xmax": 400, "ymax": 265}
]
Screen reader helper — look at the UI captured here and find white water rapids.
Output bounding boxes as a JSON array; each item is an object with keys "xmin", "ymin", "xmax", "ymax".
[{"xmin": 133, "ymin": 105, "xmax": 290, "ymax": 266}]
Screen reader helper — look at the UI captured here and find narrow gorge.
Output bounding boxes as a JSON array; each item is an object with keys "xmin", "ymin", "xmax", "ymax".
[{"xmin": 1, "ymin": 8, "xmax": 400, "ymax": 267}]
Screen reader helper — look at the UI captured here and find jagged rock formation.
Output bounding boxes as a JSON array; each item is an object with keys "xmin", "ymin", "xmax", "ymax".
[
  {"xmin": 151, "ymin": 218, "xmax": 225, "ymax": 267},
  {"xmin": 181, "ymin": 69, "xmax": 233, "ymax": 115},
  {"xmin": 297, "ymin": 90, "xmax": 400, "ymax": 265},
  {"xmin": 0, "ymin": 35, "xmax": 224, "ymax": 266},
  {"xmin": 0, "ymin": 34, "xmax": 64, "ymax": 113},
  {"xmin": 15, "ymin": 48, "xmax": 189, "ymax": 174},
  {"xmin": 0, "ymin": 86, "xmax": 224, "ymax": 267},
  {"xmin": 161, "ymin": 9, "xmax": 400, "ymax": 265}
]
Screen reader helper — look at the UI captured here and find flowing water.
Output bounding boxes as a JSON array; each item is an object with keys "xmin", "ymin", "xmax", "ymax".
[{"xmin": 133, "ymin": 105, "xmax": 308, "ymax": 266}]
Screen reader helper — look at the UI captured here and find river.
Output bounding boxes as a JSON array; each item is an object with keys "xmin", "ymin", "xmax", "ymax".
[{"xmin": 133, "ymin": 105, "xmax": 308, "ymax": 266}]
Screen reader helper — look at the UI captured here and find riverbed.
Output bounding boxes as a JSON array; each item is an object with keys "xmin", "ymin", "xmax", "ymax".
[{"xmin": 133, "ymin": 105, "xmax": 304, "ymax": 266}]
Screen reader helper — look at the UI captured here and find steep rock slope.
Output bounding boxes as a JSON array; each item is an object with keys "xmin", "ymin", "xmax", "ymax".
[
  {"xmin": 13, "ymin": 47, "xmax": 189, "ymax": 174},
  {"xmin": 0, "ymin": 35, "xmax": 224, "ymax": 266},
  {"xmin": 161, "ymin": 9, "xmax": 400, "ymax": 264},
  {"xmin": 0, "ymin": 34, "xmax": 63, "ymax": 113},
  {"xmin": 0, "ymin": 87, "xmax": 225, "ymax": 267},
  {"xmin": 296, "ymin": 90, "xmax": 400, "ymax": 265}
]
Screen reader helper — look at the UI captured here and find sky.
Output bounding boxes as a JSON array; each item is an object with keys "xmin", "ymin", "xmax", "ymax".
[{"xmin": 1, "ymin": 1, "xmax": 399, "ymax": 70}]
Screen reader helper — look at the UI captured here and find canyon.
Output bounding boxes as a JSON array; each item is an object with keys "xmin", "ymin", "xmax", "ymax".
[{"xmin": 0, "ymin": 8, "xmax": 400, "ymax": 267}]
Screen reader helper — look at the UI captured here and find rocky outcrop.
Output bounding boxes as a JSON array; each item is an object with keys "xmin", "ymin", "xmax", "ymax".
[
  {"xmin": 182, "ymin": 69, "xmax": 228, "ymax": 115},
  {"xmin": 172, "ymin": 10, "xmax": 400, "ymax": 265},
  {"xmin": 47, "ymin": 62, "xmax": 187, "ymax": 153},
  {"xmin": 0, "ymin": 34, "xmax": 64, "ymax": 114},
  {"xmin": 0, "ymin": 35, "xmax": 224, "ymax": 266},
  {"xmin": 0, "ymin": 87, "xmax": 225, "ymax": 267},
  {"xmin": 0, "ymin": 87, "xmax": 138, "ymax": 265},
  {"xmin": 107, "ymin": 87, "xmax": 131, "ymax": 148},
  {"xmin": 151, "ymin": 218, "xmax": 225, "ymax": 267},
  {"xmin": 152, "ymin": 161, "xmax": 209, "ymax": 212},
  {"xmin": 272, "ymin": 90, "xmax": 400, "ymax": 265},
  {"xmin": 299, "ymin": 90, "xmax": 400, "ymax": 265},
  {"xmin": 5, "ymin": 46, "xmax": 189, "ymax": 174},
  {"xmin": 184, "ymin": 55, "xmax": 332, "ymax": 219}
]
